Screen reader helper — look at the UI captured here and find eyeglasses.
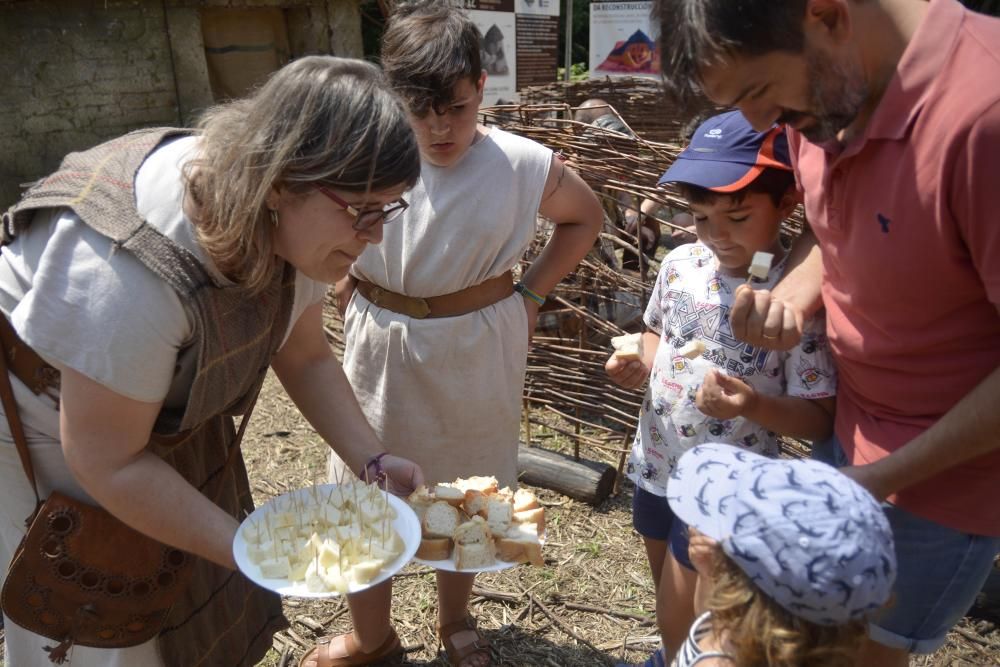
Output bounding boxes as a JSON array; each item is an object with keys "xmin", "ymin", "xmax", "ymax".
[{"xmin": 316, "ymin": 186, "xmax": 409, "ymax": 231}]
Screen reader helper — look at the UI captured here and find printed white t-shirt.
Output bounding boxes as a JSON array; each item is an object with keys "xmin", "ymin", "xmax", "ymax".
[{"xmin": 626, "ymin": 243, "xmax": 837, "ymax": 495}]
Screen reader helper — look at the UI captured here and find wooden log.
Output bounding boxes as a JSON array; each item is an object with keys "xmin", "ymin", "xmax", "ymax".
[{"xmin": 517, "ymin": 443, "xmax": 616, "ymax": 505}]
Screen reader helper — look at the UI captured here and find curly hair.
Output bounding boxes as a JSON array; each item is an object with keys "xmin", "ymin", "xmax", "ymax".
[
  {"xmin": 185, "ymin": 56, "xmax": 420, "ymax": 293},
  {"xmin": 705, "ymin": 548, "xmax": 866, "ymax": 667}
]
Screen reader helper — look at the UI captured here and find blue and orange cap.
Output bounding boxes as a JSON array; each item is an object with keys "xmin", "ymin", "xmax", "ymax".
[{"xmin": 657, "ymin": 110, "xmax": 791, "ymax": 192}]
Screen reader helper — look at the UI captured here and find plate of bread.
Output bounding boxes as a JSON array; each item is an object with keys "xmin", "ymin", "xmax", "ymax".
[
  {"xmin": 407, "ymin": 476, "xmax": 545, "ymax": 572},
  {"xmin": 233, "ymin": 480, "xmax": 420, "ymax": 597}
]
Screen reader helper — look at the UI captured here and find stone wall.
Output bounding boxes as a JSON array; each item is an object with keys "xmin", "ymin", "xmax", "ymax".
[{"xmin": 0, "ymin": 0, "xmax": 363, "ymax": 209}]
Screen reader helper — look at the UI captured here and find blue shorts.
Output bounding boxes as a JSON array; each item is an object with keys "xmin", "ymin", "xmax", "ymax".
[
  {"xmin": 631, "ymin": 486, "xmax": 694, "ymax": 570},
  {"xmin": 812, "ymin": 435, "xmax": 1000, "ymax": 653}
]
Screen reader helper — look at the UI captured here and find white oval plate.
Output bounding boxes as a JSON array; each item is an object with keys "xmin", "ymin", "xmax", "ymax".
[{"xmin": 233, "ymin": 484, "xmax": 420, "ymax": 598}]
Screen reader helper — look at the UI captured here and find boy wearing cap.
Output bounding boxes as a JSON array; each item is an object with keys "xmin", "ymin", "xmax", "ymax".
[
  {"xmin": 606, "ymin": 110, "xmax": 837, "ymax": 665},
  {"xmin": 666, "ymin": 443, "xmax": 896, "ymax": 666}
]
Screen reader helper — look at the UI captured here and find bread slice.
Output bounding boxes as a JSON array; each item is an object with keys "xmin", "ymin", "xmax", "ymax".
[
  {"xmin": 422, "ymin": 501, "xmax": 460, "ymax": 538},
  {"xmin": 454, "ymin": 476, "xmax": 499, "ymax": 495},
  {"xmin": 454, "ymin": 541, "xmax": 496, "ymax": 570},
  {"xmin": 496, "ymin": 538, "xmax": 543, "ymax": 566},
  {"xmin": 497, "ymin": 522, "xmax": 543, "ymax": 566},
  {"xmin": 513, "ymin": 508, "xmax": 545, "ymax": 533},
  {"xmin": 512, "ymin": 488, "xmax": 539, "ymax": 512},
  {"xmin": 463, "ymin": 490, "xmax": 490, "ymax": 518},
  {"xmin": 432, "ymin": 484, "xmax": 466, "ymax": 507},
  {"xmin": 416, "ymin": 537, "xmax": 453, "ymax": 561},
  {"xmin": 453, "ymin": 515, "xmax": 492, "ymax": 546},
  {"xmin": 407, "ymin": 487, "xmax": 434, "ymax": 522},
  {"xmin": 485, "ymin": 497, "xmax": 513, "ymax": 535},
  {"xmin": 611, "ymin": 332, "xmax": 643, "ymax": 361}
]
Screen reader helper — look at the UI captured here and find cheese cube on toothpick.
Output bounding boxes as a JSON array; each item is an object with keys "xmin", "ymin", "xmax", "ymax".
[
  {"xmin": 747, "ymin": 251, "xmax": 774, "ymax": 281},
  {"xmin": 611, "ymin": 333, "xmax": 643, "ymax": 361},
  {"xmin": 677, "ymin": 339, "xmax": 705, "ymax": 360}
]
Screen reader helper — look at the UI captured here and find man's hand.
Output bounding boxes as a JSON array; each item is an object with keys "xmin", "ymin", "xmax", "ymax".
[
  {"xmin": 606, "ymin": 353, "xmax": 649, "ymax": 390},
  {"xmin": 838, "ymin": 463, "xmax": 893, "ymax": 503},
  {"xmin": 730, "ymin": 283, "xmax": 804, "ymax": 351},
  {"xmin": 695, "ymin": 369, "xmax": 755, "ymax": 420}
]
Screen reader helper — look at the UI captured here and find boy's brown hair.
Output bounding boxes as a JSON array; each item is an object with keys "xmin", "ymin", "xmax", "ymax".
[{"xmin": 381, "ymin": 0, "xmax": 482, "ymax": 116}]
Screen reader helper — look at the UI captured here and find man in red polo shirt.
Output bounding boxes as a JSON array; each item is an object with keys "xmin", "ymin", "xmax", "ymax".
[{"xmin": 650, "ymin": 0, "xmax": 1000, "ymax": 665}]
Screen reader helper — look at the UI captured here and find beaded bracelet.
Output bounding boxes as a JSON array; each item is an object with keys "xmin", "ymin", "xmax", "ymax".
[
  {"xmin": 514, "ymin": 281, "xmax": 546, "ymax": 306},
  {"xmin": 359, "ymin": 452, "xmax": 389, "ymax": 486}
]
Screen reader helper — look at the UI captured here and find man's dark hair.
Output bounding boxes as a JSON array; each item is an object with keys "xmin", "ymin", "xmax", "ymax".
[
  {"xmin": 652, "ymin": 0, "xmax": 809, "ymax": 106},
  {"xmin": 675, "ymin": 167, "xmax": 796, "ymax": 208},
  {"xmin": 381, "ymin": 0, "xmax": 482, "ymax": 116}
]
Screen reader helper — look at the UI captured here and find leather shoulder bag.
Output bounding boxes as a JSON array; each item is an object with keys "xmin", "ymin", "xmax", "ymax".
[{"xmin": 0, "ymin": 319, "xmax": 256, "ymax": 663}]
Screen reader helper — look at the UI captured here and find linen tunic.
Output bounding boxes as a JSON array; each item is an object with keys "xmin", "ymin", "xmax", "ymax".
[{"xmin": 337, "ymin": 127, "xmax": 552, "ymax": 488}]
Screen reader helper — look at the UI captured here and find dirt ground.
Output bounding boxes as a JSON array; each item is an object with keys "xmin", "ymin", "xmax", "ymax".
[
  {"xmin": 239, "ymin": 366, "xmax": 1000, "ymax": 667},
  {"xmin": 1, "ymin": 341, "xmax": 997, "ymax": 667}
]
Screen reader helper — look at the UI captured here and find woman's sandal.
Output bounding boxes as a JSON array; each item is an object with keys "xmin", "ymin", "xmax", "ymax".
[
  {"xmin": 297, "ymin": 628, "xmax": 403, "ymax": 667},
  {"xmin": 438, "ymin": 615, "xmax": 493, "ymax": 667}
]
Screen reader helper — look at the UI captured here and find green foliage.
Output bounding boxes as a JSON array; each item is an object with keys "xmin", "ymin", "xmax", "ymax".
[
  {"xmin": 556, "ymin": 62, "xmax": 589, "ymax": 82},
  {"xmin": 556, "ymin": 0, "xmax": 592, "ymax": 68}
]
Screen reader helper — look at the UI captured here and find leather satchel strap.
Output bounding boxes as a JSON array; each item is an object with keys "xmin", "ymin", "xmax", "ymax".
[
  {"xmin": 214, "ymin": 382, "xmax": 260, "ymax": 503},
  {"xmin": 356, "ymin": 270, "xmax": 514, "ymax": 319},
  {"xmin": 0, "ymin": 316, "xmax": 41, "ymax": 510}
]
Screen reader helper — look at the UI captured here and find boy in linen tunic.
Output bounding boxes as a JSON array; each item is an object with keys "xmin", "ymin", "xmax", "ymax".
[
  {"xmin": 341, "ymin": 126, "xmax": 548, "ymax": 489},
  {"xmin": 317, "ymin": 4, "xmax": 603, "ymax": 666}
]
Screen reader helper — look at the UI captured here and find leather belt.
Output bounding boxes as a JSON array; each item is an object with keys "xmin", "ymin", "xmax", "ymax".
[
  {"xmin": 356, "ymin": 270, "xmax": 514, "ymax": 319},
  {"xmin": 0, "ymin": 314, "xmax": 61, "ymax": 400}
]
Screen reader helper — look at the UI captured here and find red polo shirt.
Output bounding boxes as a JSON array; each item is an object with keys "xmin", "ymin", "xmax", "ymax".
[{"xmin": 789, "ymin": 0, "xmax": 1000, "ymax": 536}]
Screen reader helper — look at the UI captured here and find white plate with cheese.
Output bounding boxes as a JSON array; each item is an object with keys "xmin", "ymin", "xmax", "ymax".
[{"xmin": 233, "ymin": 482, "xmax": 420, "ymax": 597}]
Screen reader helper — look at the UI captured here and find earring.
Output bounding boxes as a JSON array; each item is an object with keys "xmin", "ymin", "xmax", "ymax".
[{"xmin": 269, "ymin": 209, "xmax": 279, "ymax": 228}]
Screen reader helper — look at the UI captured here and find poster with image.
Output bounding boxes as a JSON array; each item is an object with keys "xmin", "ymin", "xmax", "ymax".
[
  {"xmin": 589, "ymin": 1, "xmax": 660, "ymax": 79},
  {"xmin": 469, "ymin": 9, "xmax": 518, "ymax": 103}
]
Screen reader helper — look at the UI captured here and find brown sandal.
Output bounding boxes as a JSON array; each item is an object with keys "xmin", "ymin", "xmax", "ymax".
[
  {"xmin": 297, "ymin": 628, "xmax": 403, "ymax": 667},
  {"xmin": 438, "ymin": 615, "xmax": 493, "ymax": 667}
]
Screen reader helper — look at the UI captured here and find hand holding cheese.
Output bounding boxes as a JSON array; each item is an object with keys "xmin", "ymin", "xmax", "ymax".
[{"xmin": 677, "ymin": 339, "xmax": 705, "ymax": 360}]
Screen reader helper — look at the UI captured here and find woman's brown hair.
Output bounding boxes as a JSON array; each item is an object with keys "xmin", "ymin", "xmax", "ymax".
[{"xmin": 186, "ymin": 56, "xmax": 420, "ymax": 293}]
